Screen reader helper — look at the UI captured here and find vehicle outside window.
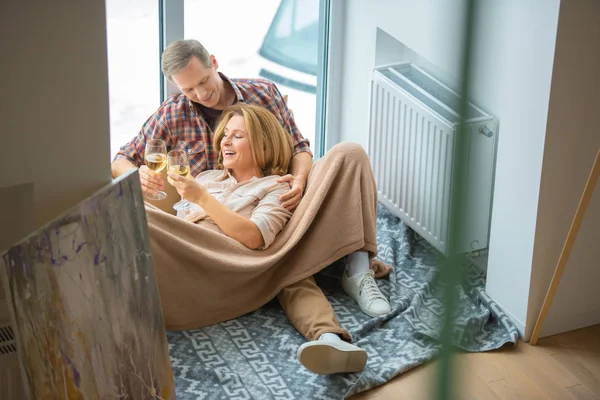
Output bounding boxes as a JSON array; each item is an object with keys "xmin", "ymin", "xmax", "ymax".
[{"xmin": 257, "ymin": 0, "xmax": 319, "ymax": 149}]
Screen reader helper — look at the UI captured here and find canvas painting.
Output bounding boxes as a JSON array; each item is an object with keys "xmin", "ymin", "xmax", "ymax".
[{"xmin": 0, "ymin": 170, "xmax": 175, "ymax": 399}]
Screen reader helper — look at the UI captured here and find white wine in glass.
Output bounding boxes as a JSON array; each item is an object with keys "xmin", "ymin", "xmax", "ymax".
[
  {"xmin": 144, "ymin": 138, "xmax": 168, "ymax": 201},
  {"xmin": 167, "ymin": 149, "xmax": 192, "ymax": 211},
  {"xmin": 145, "ymin": 153, "xmax": 167, "ymax": 172},
  {"xmin": 169, "ymin": 164, "xmax": 190, "ymax": 176}
]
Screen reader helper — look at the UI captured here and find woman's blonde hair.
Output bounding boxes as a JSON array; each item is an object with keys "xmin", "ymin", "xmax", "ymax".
[{"xmin": 213, "ymin": 104, "xmax": 294, "ymax": 177}]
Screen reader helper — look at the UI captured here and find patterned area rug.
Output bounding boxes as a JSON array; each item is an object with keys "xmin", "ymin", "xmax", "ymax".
[{"xmin": 167, "ymin": 205, "xmax": 519, "ymax": 399}]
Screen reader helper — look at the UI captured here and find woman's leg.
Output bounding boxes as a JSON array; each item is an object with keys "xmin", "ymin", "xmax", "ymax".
[
  {"xmin": 277, "ymin": 275, "xmax": 348, "ymax": 341},
  {"xmin": 310, "ymin": 143, "xmax": 391, "ymax": 317},
  {"xmin": 277, "ymin": 276, "xmax": 367, "ymax": 374},
  {"xmin": 342, "ymin": 251, "xmax": 391, "ymax": 317}
]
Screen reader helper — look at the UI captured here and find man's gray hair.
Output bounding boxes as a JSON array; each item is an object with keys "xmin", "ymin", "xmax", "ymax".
[{"xmin": 161, "ymin": 39, "xmax": 212, "ymax": 81}]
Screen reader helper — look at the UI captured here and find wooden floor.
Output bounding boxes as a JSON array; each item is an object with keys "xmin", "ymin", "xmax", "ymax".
[{"xmin": 352, "ymin": 324, "xmax": 600, "ymax": 400}]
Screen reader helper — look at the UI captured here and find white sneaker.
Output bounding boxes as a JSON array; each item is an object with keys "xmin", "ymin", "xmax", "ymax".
[
  {"xmin": 296, "ymin": 335, "xmax": 367, "ymax": 374},
  {"xmin": 342, "ymin": 269, "xmax": 391, "ymax": 317}
]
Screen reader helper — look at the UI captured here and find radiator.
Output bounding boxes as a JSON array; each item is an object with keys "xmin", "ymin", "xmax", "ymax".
[
  {"xmin": 0, "ymin": 324, "xmax": 25, "ymax": 399},
  {"xmin": 368, "ymin": 63, "xmax": 497, "ymax": 255}
]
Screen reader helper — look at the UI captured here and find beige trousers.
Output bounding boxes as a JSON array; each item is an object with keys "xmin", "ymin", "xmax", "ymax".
[{"xmin": 277, "ymin": 276, "xmax": 352, "ymax": 342}]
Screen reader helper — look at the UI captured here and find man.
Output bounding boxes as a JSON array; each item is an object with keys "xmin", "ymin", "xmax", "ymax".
[
  {"xmin": 112, "ymin": 39, "xmax": 391, "ymax": 374},
  {"xmin": 111, "ymin": 41, "xmax": 309, "ymax": 212}
]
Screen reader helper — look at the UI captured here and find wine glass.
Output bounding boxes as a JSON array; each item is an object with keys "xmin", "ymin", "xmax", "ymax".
[
  {"xmin": 144, "ymin": 139, "xmax": 168, "ymax": 200},
  {"xmin": 167, "ymin": 149, "xmax": 193, "ymax": 211}
]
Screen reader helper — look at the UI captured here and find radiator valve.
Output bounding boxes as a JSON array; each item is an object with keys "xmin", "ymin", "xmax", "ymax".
[{"xmin": 479, "ymin": 125, "xmax": 494, "ymax": 137}]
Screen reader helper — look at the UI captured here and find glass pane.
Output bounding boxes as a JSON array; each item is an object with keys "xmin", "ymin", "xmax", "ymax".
[
  {"xmin": 184, "ymin": 0, "xmax": 320, "ymax": 152},
  {"xmin": 260, "ymin": 0, "xmax": 320, "ymax": 76},
  {"xmin": 105, "ymin": 0, "xmax": 160, "ymax": 160}
]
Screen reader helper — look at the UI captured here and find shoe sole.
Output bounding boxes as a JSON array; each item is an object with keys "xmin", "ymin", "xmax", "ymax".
[
  {"xmin": 297, "ymin": 342, "xmax": 367, "ymax": 375},
  {"xmin": 357, "ymin": 302, "xmax": 391, "ymax": 318}
]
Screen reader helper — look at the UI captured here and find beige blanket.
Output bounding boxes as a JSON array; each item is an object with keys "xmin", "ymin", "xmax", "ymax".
[{"xmin": 145, "ymin": 143, "xmax": 383, "ymax": 331}]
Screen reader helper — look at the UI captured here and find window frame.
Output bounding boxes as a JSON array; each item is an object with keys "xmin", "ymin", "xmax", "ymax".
[
  {"xmin": 314, "ymin": 0, "xmax": 330, "ymax": 159},
  {"xmin": 159, "ymin": 0, "xmax": 184, "ymax": 101}
]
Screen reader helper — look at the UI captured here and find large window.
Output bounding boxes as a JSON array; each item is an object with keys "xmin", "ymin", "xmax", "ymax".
[
  {"xmin": 105, "ymin": 0, "xmax": 160, "ymax": 160},
  {"xmin": 184, "ymin": 0, "xmax": 320, "ymax": 152},
  {"xmin": 106, "ymin": 0, "xmax": 325, "ymax": 159}
]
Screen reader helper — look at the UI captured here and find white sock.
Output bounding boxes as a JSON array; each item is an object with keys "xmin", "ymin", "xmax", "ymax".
[
  {"xmin": 319, "ymin": 333, "xmax": 343, "ymax": 342},
  {"xmin": 345, "ymin": 251, "xmax": 370, "ymax": 277}
]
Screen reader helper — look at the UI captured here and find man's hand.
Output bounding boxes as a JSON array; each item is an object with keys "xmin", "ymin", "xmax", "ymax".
[
  {"xmin": 277, "ymin": 174, "xmax": 306, "ymax": 212},
  {"xmin": 167, "ymin": 171, "xmax": 207, "ymax": 204},
  {"xmin": 139, "ymin": 165, "xmax": 165, "ymax": 197}
]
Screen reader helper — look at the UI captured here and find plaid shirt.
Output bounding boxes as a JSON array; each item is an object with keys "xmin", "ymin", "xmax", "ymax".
[{"xmin": 114, "ymin": 73, "xmax": 312, "ymax": 177}]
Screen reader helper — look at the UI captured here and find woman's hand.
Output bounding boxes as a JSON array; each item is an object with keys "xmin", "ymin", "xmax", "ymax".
[
  {"xmin": 167, "ymin": 172, "xmax": 207, "ymax": 204},
  {"xmin": 277, "ymin": 174, "xmax": 307, "ymax": 212}
]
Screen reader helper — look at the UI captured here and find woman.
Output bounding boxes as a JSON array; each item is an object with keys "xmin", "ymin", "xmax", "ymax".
[
  {"xmin": 146, "ymin": 103, "xmax": 389, "ymax": 374},
  {"xmin": 168, "ymin": 104, "xmax": 294, "ymax": 251}
]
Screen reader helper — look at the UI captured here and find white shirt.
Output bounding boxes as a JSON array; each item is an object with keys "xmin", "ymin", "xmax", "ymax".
[{"xmin": 178, "ymin": 169, "xmax": 293, "ymax": 249}]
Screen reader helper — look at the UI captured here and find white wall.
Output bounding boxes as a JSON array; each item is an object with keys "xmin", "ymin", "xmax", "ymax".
[
  {"xmin": 526, "ymin": 0, "xmax": 600, "ymax": 339},
  {"xmin": 333, "ymin": 0, "xmax": 467, "ymax": 148},
  {"xmin": 330, "ymin": 0, "xmax": 561, "ymax": 335},
  {"xmin": 471, "ymin": 1, "xmax": 560, "ymax": 335},
  {"xmin": 0, "ymin": 0, "xmax": 112, "ymax": 326},
  {"xmin": 0, "ymin": 0, "xmax": 112, "ymax": 231},
  {"xmin": 0, "ymin": 184, "xmax": 34, "ymax": 325}
]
